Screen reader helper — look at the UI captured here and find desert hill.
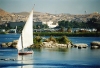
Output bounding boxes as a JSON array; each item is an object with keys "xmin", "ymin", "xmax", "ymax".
[
  {"xmin": 0, "ymin": 8, "xmax": 100, "ymax": 24},
  {"xmin": 0, "ymin": 8, "xmax": 13, "ymax": 23}
]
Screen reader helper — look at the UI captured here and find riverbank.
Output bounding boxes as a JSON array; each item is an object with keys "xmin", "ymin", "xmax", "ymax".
[
  {"xmin": 34, "ymin": 32, "xmax": 100, "ymax": 37},
  {"xmin": 0, "ymin": 34, "xmax": 100, "ymax": 68},
  {"xmin": 0, "ymin": 32, "xmax": 100, "ymax": 37},
  {"xmin": 0, "ymin": 34, "xmax": 100, "ymax": 49},
  {"xmin": 1, "ymin": 47, "xmax": 100, "ymax": 68}
]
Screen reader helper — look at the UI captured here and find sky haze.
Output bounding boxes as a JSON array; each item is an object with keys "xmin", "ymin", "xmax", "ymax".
[{"xmin": 0, "ymin": 0, "xmax": 100, "ymax": 14}]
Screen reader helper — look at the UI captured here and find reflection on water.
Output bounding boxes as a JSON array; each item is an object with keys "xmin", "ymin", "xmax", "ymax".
[
  {"xmin": 0, "ymin": 35, "xmax": 100, "ymax": 68},
  {"xmin": 0, "ymin": 48, "xmax": 100, "ymax": 68},
  {"xmin": 17, "ymin": 55, "xmax": 34, "ymax": 68},
  {"xmin": 43, "ymin": 47, "xmax": 69, "ymax": 52}
]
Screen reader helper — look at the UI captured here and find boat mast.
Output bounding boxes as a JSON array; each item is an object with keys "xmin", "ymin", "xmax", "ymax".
[{"xmin": 21, "ymin": 33, "xmax": 24, "ymax": 51}]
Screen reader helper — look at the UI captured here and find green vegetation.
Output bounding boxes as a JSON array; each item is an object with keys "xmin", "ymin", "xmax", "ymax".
[
  {"xmin": 43, "ymin": 35, "xmax": 71, "ymax": 44},
  {"xmin": 33, "ymin": 24, "xmax": 49, "ymax": 29},
  {"xmin": 67, "ymin": 27, "xmax": 72, "ymax": 32},
  {"xmin": 56, "ymin": 36, "xmax": 72, "ymax": 44},
  {"xmin": 58, "ymin": 18, "xmax": 99, "ymax": 28},
  {"xmin": 33, "ymin": 36, "xmax": 42, "ymax": 48},
  {"xmin": 58, "ymin": 26, "xmax": 64, "ymax": 32},
  {"xmin": 33, "ymin": 35, "xmax": 72, "ymax": 48},
  {"xmin": 0, "ymin": 32, "xmax": 7, "ymax": 34},
  {"xmin": 34, "ymin": 32, "xmax": 100, "ymax": 37},
  {"xmin": 44, "ymin": 36, "xmax": 57, "ymax": 43},
  {"xmin": 58, "ymin": 20, "xmax": 87, "ymax": 28},
  {"xmin": 57, "ymin": 18, "xmax": 100, "ymax": 32}
]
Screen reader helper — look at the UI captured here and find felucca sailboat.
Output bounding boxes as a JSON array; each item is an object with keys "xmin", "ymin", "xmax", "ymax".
[{"xmin": 17, "ymin": 10, "xmax": 33, "ymax": 55}]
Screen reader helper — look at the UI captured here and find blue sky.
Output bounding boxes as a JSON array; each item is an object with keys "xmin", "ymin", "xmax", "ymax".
[{"xmin": 0, "ymin": 0, "xmax": 100, "ymax": 14}]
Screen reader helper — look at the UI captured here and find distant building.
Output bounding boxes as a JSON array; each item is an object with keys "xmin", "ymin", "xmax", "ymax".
[
  {"xmin": 8, "ymin": 21, "xmax": 43, "ymax": 28},
  {"xmin": 8, "ymin": 21, "xmax": 25, "ymax": 28},
  {"xmin": 9, "ymin": 29, "xmax": 17, "ymax": 33},
  {"xmin": 0, "ymin": 29, "xmax": 5, "ymax": 32},
  {"xmin": 43, "ymin": 21, "xmax": 58, "ymax": 28},
  {"xmin": 33, "ymin": 22, "xmax": 42, "ymax": 26}
]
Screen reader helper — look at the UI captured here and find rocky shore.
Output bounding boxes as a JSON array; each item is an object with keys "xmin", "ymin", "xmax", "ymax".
[
  {"xmin": 0, "ymin": 40, "xmax": 17, "ymax": 48},
  {"xmin": 0, "ymin": 40, "xmax": 88, "ymax": 49},
  {"xmin": 91, "ymin": 41, "xmax": 100, "ymax": 49},
  {"xmin": 1, "ymin": 41, "xmax": 100, "ymax": 50},
  {"xmin": 0, "ymin": 35, "xmax": 100, "ymax": 50},
  {"xmin": 1, "ymin": 40, "xmax": 100, "ymax": 50},
  {"xmin": 73, "ymin": 43, "xmax": 88, "ymax": 49},
  {"xmin": 41, "ymin": 41, "xmax": 72, "ymax": 48},
  {"xmin": 0, "ymin": 41, "xmax": 72, "ymax": 49}
]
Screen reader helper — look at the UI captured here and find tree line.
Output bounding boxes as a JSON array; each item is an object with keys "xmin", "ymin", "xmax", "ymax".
[
  {"xmin": 57, "ymin": 18, "xmax": 100, "ymax": 31},
  {"xmin": 0, "ymin": 18, "xmax": 100, "ymax": 32}
]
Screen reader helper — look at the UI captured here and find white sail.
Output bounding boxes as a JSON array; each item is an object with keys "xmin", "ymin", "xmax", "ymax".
[{"xmin": 17, "ymin": 10, "xmax": 33, "ymax": 50}]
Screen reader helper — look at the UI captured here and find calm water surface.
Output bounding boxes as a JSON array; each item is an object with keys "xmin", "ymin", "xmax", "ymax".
[{"xmin": 0, "ymin": 34, "xmax": 100, "ymax": 68}]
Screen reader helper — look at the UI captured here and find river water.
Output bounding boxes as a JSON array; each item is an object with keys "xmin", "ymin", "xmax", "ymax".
[{"xmin": 0, "ymin": 34, "xmax": 100, "ymax": 68}]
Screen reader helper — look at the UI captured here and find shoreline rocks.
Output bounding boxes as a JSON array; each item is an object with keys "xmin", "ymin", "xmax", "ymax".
[
  {"xmin": 2, "ymin": 40, "xmax": 100, "ymax": 50},
  {"xmin": 1, "ymin": 40, "xmax": 18, "ymax": 48},
  {"xmin": 41, "ymin": 41, "xmax": 72, "ymax": 48},
  {"xmin": 91, "ymin": 41, "xmax": 100, "ymax": 49},
  {"xmin": 73, "ymin": 43, "xmax": 88, "ymax": 49},
  {"xmin": 1, "ymin": 43, "xmax": 8, "ymax": 48},
  {"xmin": 0, "ymin": 58, "xmax": 16, "ymax": 61},
  {"xmin": 1, "ymin": 40, "xmax": 72, "ymax": 49}
]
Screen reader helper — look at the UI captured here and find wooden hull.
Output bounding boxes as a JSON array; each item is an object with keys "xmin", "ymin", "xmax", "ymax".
[{"xmin": 18, "ymin": 51, "xmax": 33, "ymax": 55}]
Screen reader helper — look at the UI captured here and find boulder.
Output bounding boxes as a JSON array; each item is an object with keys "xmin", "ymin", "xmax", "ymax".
[
  {"xmin": 42, "ymin": 41, "xmax": 54, "ymax": 48},
  {"xmin": 67, "ymin": 42, "xmax": 72, "ymax": 48},
  {"xmin": 41, "ymin": 41, "xmax": 72, "ymax": 48},
  {"xmin": 1, "ymin": 40, "xmax": 18, "ymax": 48},
  {"xmin": 1, "ymin": 43, "xmax": 8, "ymax": 48},
  {"xmin": 10, "ymin": 40, "xmax": 18, "ymax": 48},
  {"xmin": 73, "ymin": 43, "xmax": 88, "ymax": 48},
  {"xmin": 7, "ymin": 42, "xmax": 12, "ymax": 46},
  {"xmin": 12, "ymin": 40, "xmax": 18, "ymax": 45},
  {"xmin": 91, "ymin": 41, "xmax": 100, "ymax": 49}
]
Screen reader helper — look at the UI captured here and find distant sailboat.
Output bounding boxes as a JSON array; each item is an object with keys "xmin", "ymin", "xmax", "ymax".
[
  {"xmin": 15, "ymin": 26, "xmax": 17, "ymax": 33},
  {"xmin": 17, "ymin": 10, "xmax": 33, "ymax": 55}
]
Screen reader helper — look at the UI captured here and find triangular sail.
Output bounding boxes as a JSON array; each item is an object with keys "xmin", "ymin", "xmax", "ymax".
[{"xmin": 17, "ymin": 10, "xmax": 33, "ymax": 50}]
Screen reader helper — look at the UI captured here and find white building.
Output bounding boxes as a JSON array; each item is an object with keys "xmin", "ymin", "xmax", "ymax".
[
  {"xmin": 43, "ymin": 21, "xmax": 58, "ymax": 28},
  {"xmin": 0, "ymin": 29, "xmax": 5, "ymax": 32},
  {"xmin": 9, "ymin": 29, "xmax": 17, "ymax": 33}
]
